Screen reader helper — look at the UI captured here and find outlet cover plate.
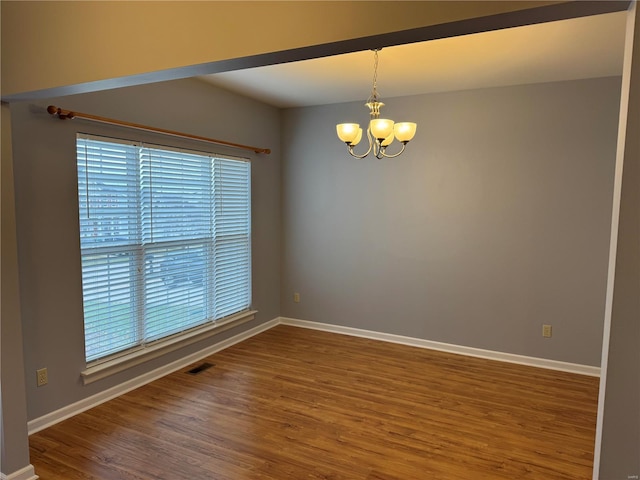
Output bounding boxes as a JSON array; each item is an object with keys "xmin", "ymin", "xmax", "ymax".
[{"xmin": 36, "ymin": 368, "xmax": 48, "ymax": 387}]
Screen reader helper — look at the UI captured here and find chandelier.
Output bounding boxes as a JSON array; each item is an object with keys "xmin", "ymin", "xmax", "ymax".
[{"xmin": 336, "ymin": 49, "xmax": 417, "ymax": 159}]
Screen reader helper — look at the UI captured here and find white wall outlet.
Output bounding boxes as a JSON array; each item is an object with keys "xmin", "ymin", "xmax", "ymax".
[
  {"xmin": 36, "ymin": 367, "xmax": 48, "ymax": 387},
  {"xmin": 542, "ymin": 324, "xmax": 552, "ymax": 338},
  {"xmin": 293, "ymin": 292, "xmax": 300, "ymax": 303}
]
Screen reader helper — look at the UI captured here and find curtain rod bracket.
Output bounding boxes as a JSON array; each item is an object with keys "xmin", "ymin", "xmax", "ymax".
[{"xmin": 46, "ymin": 104, "xmax": 271, "ymax": 155}]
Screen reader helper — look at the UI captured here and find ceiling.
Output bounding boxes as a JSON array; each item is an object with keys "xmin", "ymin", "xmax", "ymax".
[{"xmin": 199, "ymin": 11, "xmax": 626, "ymax": 109}]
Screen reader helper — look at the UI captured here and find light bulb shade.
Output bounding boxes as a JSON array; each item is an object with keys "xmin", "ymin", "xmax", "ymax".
[
  {"xmin": 394, "ymin": 122, "xmax": 417, "ymax": 143},
  {"xmin": 381, "ymin": 132, "xmax": 394, "ymax": 147},
  {"xmin": 370, "ymin": 119, "xmax": 394, "ymax": 140},
  {"xmin": 352, "ymin": 128, "xmax": 363, "ymax": 146},
  {"xmin": 336, "ymin": 123, "xmax": 361, "ymax": 144}
]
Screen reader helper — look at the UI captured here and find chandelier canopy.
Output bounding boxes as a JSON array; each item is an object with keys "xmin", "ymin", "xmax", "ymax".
[{"xmin": 336, "ymin": 49, "xmax": 417, "ymax": 159}]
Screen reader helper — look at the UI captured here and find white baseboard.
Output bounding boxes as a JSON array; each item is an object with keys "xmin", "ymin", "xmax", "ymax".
[
  {"xmin": 28, "ymin": 315, "xmax": 599, "ymax": 436},
  {"xmin": 27, "ymin": 317, "xmax": 279, "ymax": 435},
  {"xmin": 0, "ymin": 465, "xmax": 38, "ymax": 480},
  {"xmin": 279, "ymin": 317, "xmax": 601, "ymax": 377}
]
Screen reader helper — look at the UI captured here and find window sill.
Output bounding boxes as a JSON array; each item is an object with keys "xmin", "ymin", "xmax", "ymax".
[{"xmin": 81, "ymin": 310, "xmax": 257, "ymax": 385}]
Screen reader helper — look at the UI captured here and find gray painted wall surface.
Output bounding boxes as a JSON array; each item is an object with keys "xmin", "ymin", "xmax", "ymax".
[
  {"xmin": 10, "ymin": 78, "xmax": 282, "ymax": 421},
  {"xmin": 599, "ymin": 4, "xmax": 640, "ymax": 478},
  {"xmin": 1, "ymin": 104, "xmax": 31, "ymax": 476},
  {"xmin": 281, "ymin": 77, "xmax": 620, "ymax": 367}
]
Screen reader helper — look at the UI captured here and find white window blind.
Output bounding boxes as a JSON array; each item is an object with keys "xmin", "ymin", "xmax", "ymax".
[{"xmin": 77, "ymin": 134, "xmax": 251, "ymax": 363}]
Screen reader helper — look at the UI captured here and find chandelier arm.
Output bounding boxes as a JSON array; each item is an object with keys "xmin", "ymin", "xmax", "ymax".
[
  {"xmin": 374, "ymin": 141, "xmax": 382, "ymax": 158},
  {"xmin": 347, "ymin": 128, "xmax": 375, "ymax": 159},
  {"xmin": 371, "ymin": 129, "xmax": 383, "ymax": 158},
  {"xmin": 378, "ymin": 142, "xmax": 408, "ymax": 159}
]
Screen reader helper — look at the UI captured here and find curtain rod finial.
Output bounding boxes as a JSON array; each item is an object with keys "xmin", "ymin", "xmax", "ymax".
[{"xmin": 47, "ymin": 105, "xmax": 75, "ymax": 120}]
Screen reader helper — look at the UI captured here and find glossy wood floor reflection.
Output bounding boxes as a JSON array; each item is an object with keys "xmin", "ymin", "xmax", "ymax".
[{"xmin": 30, "ymin": 325, "xmax": 600, "ymax": 480}]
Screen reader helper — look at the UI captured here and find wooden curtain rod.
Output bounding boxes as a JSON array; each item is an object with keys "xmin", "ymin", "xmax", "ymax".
[{"xmin": 46, "ymin": 105, "xmax": 271, "ymax": 155}]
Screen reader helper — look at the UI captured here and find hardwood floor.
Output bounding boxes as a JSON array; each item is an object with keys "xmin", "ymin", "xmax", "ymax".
[{"xmin": 30, "ymin": 325, "xmax": 600, "ymax": 479}]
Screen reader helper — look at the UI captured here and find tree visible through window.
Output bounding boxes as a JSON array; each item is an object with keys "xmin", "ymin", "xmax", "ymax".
[{"xmin": 77, "ymin": 134, "xmax": 251, "ymax": 363}]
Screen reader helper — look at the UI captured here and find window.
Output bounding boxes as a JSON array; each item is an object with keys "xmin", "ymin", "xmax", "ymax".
[{"xmin": 77, "ymin": 134, "xmax": 251, "ymax": 364}]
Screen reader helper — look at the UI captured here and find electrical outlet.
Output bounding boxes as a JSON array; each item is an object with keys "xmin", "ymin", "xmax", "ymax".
[
  {"xmin": 542, "ymin": 324, "xmax": 552, "ymax": 338},
  {"xmin": 36, "ymin": 367, "xmax": 48, "ymax": 387},
  {"xmin": 293, "ymin": 292, "xmax": 300, "ymax": 303}
]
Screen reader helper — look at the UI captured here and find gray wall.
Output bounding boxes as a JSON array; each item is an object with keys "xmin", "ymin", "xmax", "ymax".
[
  {"xmin": 10, "ymin": 78, "xmax": 282, "ymax": 420},
  {"xmin": 598, "ymin": 3, "xmax": 640, "ymax": 478},
  {"xmin": 281, "ymin": 77, "xmax": 620, "ymax": 367}
]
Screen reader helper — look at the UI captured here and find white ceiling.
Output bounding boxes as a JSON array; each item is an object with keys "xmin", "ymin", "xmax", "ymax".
[{"xmin": 199, "ymin": 11, "xmax": 626, "ymax": 108}]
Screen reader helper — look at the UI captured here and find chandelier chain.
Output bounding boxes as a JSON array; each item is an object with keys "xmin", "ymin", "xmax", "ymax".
[{"xmin": 371, "ymin": 49, "xmax": 380, "ymax": 101}]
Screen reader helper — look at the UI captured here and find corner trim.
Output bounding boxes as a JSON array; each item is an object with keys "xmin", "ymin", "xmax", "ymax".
[
  {"xmin": 27, "ymin": 317, "xmax": 279, "ymax": 435},
  {"xmin": 279, "ymin": 317, "xmax": 601, "ymax": 377},
  {"xmin": 0, "ymin": 464, "xmax": 38, "ymax": 480}
]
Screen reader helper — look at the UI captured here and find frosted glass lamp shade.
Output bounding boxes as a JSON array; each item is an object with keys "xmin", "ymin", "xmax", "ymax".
[
  {"xmin": 352, "ymin": 128, "xmax": 363, "ymax": 146},
  {"xmin": 381, "ymin": 132, "xmax": 394, "ymax": 147},
  {"xmin": 394, "ymin": 122, "xmax": 417, "ymax": 143},
  {"xmin": 370, "ymin": 119, "xmax": 394, "ymax": 140},
  {"xmin": 336, "ymin": 123, "xmax": 361, "ymax": 144}
]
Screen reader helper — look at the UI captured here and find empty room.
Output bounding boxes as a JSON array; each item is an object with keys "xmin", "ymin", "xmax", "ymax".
[{"xmin": 1, "ymin": 2, "xmax": 638, "ymax": 480}]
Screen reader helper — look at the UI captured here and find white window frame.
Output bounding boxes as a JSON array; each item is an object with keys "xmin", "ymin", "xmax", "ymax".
[{"xmin": 76, "ymin": 134, "xmax": 255, "ymax": 384}]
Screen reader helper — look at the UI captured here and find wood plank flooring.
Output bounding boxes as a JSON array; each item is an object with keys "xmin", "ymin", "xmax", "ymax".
[{"xmin": 30, "ymin": 325, "xmax": 600, "ymax": 479}]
